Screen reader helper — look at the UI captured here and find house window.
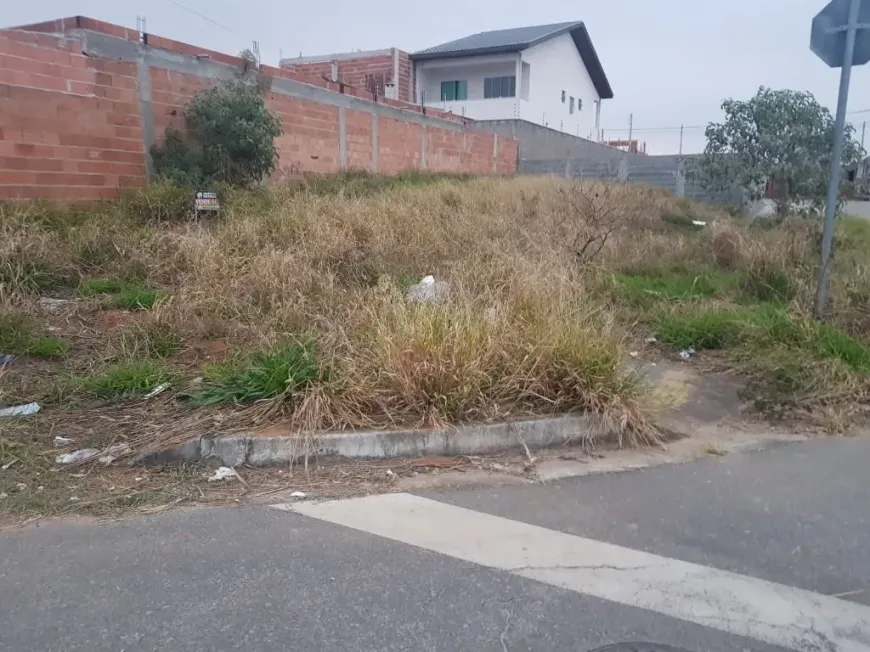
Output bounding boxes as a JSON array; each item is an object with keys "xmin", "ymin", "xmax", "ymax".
[
  {"xmin": 440, "ymin": 80, "xmax": 467, "ymax": 101},
  {"xmin": 569, "ymin": 96, "xmax": 575, "ymax": 114},
  {"xmin": 484, "ymin": 76, "xmax": 516, "ymax": 99},
  {"xmin": 577, "ymin": 98, "xmax": 583, "ymax": 112},
  {"xmin": 561, "ymin": 90, "xmax": 566, "ymax": 103}
]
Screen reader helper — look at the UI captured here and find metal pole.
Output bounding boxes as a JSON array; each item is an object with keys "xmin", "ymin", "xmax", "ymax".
[
  {"xmin": 628, "ymin": 114, "xmax": 633, "ymax": 152},
  {"xmin": 815, "ymin": 0, "xmax": 861, "ymax": 318}
]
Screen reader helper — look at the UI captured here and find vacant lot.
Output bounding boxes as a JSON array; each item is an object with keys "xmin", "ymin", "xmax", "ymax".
[{"xmin": 2, "ymin": 174, "xmax": 869, "ymax": 517}]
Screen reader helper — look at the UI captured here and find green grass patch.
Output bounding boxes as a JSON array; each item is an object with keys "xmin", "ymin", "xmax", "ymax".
[
  {"xmin": 82, "ymin": 360, "xmax": 176, "ymax": 399},
  {"xmin": 612, "ymin": 266, "xmax": 740, "ymax": 305},
  {"xmin": 0, "ymin": 313, "xmax": 68, "ymax": 358},
  {"xmin": 110, "ymin": 287, "xmax": 165, "ymax": 311},
  {"xmin": 656, "ymin": 304, "xmax": 870, "ymax": 373},
  {"xmin": 77, "ymin": 278, "xmax": 133, "ymax": 296},
  {"xmin": 192, "ymin": 339, "xmax": 325, "ymax": 405},
  {"xmin": 78, "ymin": 278, "xmax": 167, "ymax": 311}
]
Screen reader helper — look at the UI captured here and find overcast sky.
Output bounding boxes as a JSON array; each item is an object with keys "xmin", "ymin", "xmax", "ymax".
[{"xmin": 8, "ymin": 0, "xmax": 870, "ymax": 154}]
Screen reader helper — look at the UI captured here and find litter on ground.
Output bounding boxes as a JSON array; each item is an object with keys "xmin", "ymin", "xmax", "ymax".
[
  {"xmin": 207, "ymin": 466, "xmax": 238, "ymax": 482},
  {"xmin": 55, "ymin": 449, "xmax": 100, "ymax": 465},
  {"xmin": 0, "ymin": 403, "xmax": 41, "ymax": 418}
]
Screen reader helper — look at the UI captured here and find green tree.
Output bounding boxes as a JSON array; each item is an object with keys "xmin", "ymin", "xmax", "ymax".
[
  {"xmin": 150, "ymin": 51, "xmax": 282, "ymax": 187},
  {"xmin": 693, "ymin": 87, "xmax": 864, "ymax": 218}
]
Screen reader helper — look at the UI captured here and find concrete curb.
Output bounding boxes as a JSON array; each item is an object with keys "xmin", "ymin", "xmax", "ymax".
[{"xmin": 137, "ymin": 414, "xmax": 619, "ymax": 467}]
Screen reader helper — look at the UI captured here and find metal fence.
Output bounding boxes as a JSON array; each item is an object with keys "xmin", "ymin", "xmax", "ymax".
[{"xmin": 519, "ymin": 154, "xmax": 734, "ymax": 204}]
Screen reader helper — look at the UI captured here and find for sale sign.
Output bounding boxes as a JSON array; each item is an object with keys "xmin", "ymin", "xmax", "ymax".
[{"xmin": 194, "ymin": 191, "xmax": 220, "ymax": 211}]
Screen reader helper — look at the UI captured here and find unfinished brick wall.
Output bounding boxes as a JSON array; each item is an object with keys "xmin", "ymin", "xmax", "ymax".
[
  {"xmin": 0, "ymin": 29, "xmax": 146, "ymax": 200},
  {"xmin": 281, "ymin": 50, "xmax": 413, "ymax": 103},
  {"xmin": 0, "ymin": 16, "xmax": 516, "ymax": 201}
]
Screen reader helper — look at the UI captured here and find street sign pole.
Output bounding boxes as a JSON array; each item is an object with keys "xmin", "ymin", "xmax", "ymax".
[{"xmin": 815, "ymin": 0, "xmax": 862, "ymax": 318}]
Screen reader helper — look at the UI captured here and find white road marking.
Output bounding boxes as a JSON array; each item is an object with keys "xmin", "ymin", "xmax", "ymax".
[{"xmin": 273, "ymin": 493, "xmax": 870, "ymax": 652}]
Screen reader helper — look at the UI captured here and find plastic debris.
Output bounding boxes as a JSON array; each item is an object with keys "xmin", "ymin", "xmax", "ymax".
[
  {"xmin": 69, "ymin": 496, "xmax": 79, "ymax": 502},
  {"xmin": 644, "ymin": 336, "xmax": 658, "ymax": 344},
  {"xmin": 679, "ymin": 348, "xmax": 696, "ymax": 360},
  {"xmin": 55, "ymin": 449, "xmax": 100, "ymax": 465},
  {"xmin": 407, "ymin": 275, "xmax": 448, "ymax": 303},
  {"xmin": 385, "ymin": 469, "xmax": 396, "ymax": 478},
  {"xmin": 0, "ymin": 402, "xmax": 41, "ymax": 418},
  {"xmin": 1, "ymin": 460, "xmax": 17, "ymax": 471},
  {"xmin": 0, "ymin": 493, "xmax": 7, "ymax": 500},
  {"xmin": 15, "ymin": 483, "xmax": 27, "ymax": 491},
  {"xmin": 53, "ymin": 436, "xmax": 74, "ymax": 446},
  {"xmin": 207, "ymin": 466, "xmax": 238, "ymax": 482},
  {"xmin": 144, "ymin": 383, "xmax": 171, "ymax": 399},
  {"xmin": 629, "ymin": 351, "xmax": 639, "ymax": 358},
  {"xmin": 36, "ymin": 486, "xmax": 44, "ymax": 492},
  {"xmin": 0, "ymin": 354, "xmax": 16, "ymax": 366},
  {"xmin": 692, "ymin": 220, "xmax": 707, "ymax": 227},
  {"xmin": 289, "ymin": 491, "xmax": 307, "ymax": 498},
  {"xmin": 134, "ymin": 476, "xmax": 144, "ymax": 482}
]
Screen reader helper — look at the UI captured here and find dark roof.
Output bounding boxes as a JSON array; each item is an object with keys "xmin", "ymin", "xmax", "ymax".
[{"xmin": 411, "ymin": 22, "xmax": 613, "ymax": 99}]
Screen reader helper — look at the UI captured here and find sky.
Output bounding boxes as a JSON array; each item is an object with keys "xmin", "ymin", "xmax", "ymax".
[{"xmin": 7, "ymin": 0, "xmax": 870, "ymax": 154}]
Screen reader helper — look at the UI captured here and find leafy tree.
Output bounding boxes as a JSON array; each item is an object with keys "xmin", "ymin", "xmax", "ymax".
[
  {"xmin": 150, "ymin": 51, "xmax": 282, "ymax": 188},
  {"xmin": 693, "ymin": 87, "xmax": 864, "ymax": 218}
]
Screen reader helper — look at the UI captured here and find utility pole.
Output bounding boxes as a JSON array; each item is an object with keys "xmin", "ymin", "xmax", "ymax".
[
  {"xmin": 628, "ymin": 114, "xmax": 633, "ymax": 152},
  {"xmin": 679, "ymin": 125, "xmax": 684, "ymax": 156},
  {"xmin": 862, "ymin": 120, "xmax": 867, "ymax": 149}
]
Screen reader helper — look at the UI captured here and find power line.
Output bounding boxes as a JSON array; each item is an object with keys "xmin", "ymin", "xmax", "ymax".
[{"xmin": 162, "ymin": 0, "xmax": 251, "ymax": 41}]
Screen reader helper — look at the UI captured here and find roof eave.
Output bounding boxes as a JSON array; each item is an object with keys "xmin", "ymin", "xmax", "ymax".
[
  {"xmin": 410, "ymin": 44, "xmax": 525, "ymax": 61},
  {"xmin": 569, "ymin": 24, "xmax": 614, "ymax": 99}
]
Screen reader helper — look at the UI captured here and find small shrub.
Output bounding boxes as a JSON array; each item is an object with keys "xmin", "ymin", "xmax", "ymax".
[
  {"xmin": 83, "ymin": 360, "xmax": 176, "ymax": 398},
  {"xmin": 709, "ymin": 229, "xmax": 745, "ymax": 269},
  {"xmin": 192, "ymin": 339, "xmax": 324, "ymax": 405},
  {"xmin": 119, "ymin": 181, "xmax": 193, "ymax": 223},
  {"xmin": 150, "ymin": 69, "xmax": 282, "ymax": 187}
]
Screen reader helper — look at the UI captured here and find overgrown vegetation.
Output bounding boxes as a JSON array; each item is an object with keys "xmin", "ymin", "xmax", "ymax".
[{"xmin": 2, "ymin": 175, "xmax": 870, "ymax": 488}]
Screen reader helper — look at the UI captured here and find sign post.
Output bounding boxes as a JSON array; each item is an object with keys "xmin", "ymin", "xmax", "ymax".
[{"xmin": 811, "ymin": 0, "xmax": 870, "ymax": 317}]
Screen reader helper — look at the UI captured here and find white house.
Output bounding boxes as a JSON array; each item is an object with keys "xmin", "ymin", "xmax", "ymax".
[{"xmin": 411, "ymin": 22, "xmax": 613, "ymax": 140}]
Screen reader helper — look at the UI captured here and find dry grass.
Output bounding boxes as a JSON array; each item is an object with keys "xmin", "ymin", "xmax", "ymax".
[
  {"xmin": 1, "ymin": 177, "xmax": 690, "ymax": 459},
  {"xmin": 2, "ymin": 175, "xmax": 869, "ymax": 471}
]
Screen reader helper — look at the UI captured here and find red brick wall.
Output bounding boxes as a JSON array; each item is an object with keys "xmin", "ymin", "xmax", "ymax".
[
  {"xmin": 0, "ymin": 17, "xmax": 516, "ymax": 201},
  {"xmin": 0, "ymin": 29, "xmax": 145, "ymax": 200}
]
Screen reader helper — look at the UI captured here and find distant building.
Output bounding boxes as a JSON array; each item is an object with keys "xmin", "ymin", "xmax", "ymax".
[{"xmin": 281, "ymin": 21, "xmax": 614, "ymax": 140}]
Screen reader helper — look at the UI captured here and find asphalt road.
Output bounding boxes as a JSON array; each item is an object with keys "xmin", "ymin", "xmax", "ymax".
[{"xmin": 1, "ymin": 438, "xmax": 869, "ymax": 652}]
